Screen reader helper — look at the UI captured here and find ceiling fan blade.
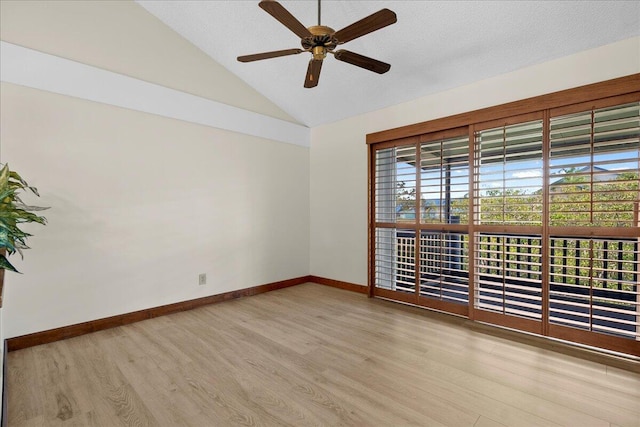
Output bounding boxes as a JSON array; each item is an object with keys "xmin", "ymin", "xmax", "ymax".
[
  {"xmin": 333, "ymin": 8, "xmax": 397, "ymax": 45},
  {"xmin": 237, "ymin": 48, "xmax": 305, "ymax": 63},
  {"xmin": 259, "ymin": 0, "xmax": 313, "ymax": 40},
  {"xmin": 304, "ymin": 59, "xmax": 323, "ymax": 88},
  {"xmin": 334, "ymin": 50, "xmax": 391, "ymax": 74}
]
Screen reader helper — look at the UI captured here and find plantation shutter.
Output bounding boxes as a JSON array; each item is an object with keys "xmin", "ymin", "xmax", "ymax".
[
  {"xmin": 369, "ymin": 79, "xmax": 640, "ymax": 355},
  {"xmin": 548, "ymin": 102, "xmax": 640, "ymax": 340},
  {"xmin": 374, "ymin": 145, "xmax": 417, "ymax": 291},
  {"xmin": 418, "ymin": 135, "xmax": 470, "ymax": 306},
  {"xmin": 420, "ymin": 135, "xmax": 470, "ymax": 224},
  {"xmin": 473, "ymin": 119, "xmax": 544, "ymax": 326}
]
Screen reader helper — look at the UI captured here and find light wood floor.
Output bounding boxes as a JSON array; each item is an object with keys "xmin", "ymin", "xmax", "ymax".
[{"xmin": 7, "ymin": 283, "xmax": 640, "ymax": 426}]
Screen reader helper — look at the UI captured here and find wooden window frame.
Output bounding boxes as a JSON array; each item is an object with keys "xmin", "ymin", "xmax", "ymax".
[{"xmin": 367, "ymin": 74, "xmax": 640, "ymax": 356}]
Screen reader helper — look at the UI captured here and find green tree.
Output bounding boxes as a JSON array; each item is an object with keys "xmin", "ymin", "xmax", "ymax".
[{"xmin": 396, "ymin": 181, "xmax": 415, "ymax": 220}]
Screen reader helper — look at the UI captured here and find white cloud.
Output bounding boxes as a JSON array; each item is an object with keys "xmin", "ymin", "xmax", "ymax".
[
  {"xmin": 481, "ymin": 182, "xmax": 503, "ymax": 189},
  {"xmin": 513, "ymin": 170, "xmax": 542, "ymax": 178}
]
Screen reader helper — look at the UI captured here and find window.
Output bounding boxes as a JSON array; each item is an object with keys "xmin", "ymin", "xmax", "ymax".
[
  {"xmin": 473, "ymin": 119, "xmax": 544, "ymax": 330},
  {"xmin": 368, "ymin": 75, "xmax": 640, "ymax": 356},
  {"xmin": 549, "ymin": 102, "xmax": 640, "ymax": 228},
  {"xmin": 373, "ymin": 132, "xmax": 471, "ymax": 315},
  {"xmin": 547, "ymin": 102, "xmax": 640, "ymax": 343}
]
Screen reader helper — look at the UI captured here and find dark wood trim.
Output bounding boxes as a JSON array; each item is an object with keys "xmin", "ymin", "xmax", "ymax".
[
  {"xmin": 0, "ymin": 268, "xmax": 4, "ymax": 309},
  {"xmin": 309, "ymin": 276, "xmax": 368, "ymax": 294},
  {"xmin": 0, "ymin": 249, "xmax": 5, "ymax": 308},
  {"xmin": 374, "ymin": 287, "xmax": 418, "ymax": 305},
  {"xmin": 548, "ymin": 324, "xmax": 640, "ymax": 358},
  {"xmin": 368, "ymin": 143, "xmax": 375, "ymax": 298},
  {"xmin": 548, "ymin": 226, "xmax": 640, "ymax": 238},
  {"xmin": 418, "ymin": 127, "xmax": 468, "ymax": 143},
  {"xmin": 549, "ymin": 91, "xmax": 640, "ymax": 118},
  {"xmin": 367, "ymin": 74, "xmax": 640, "ymax": 144},
  {"xmin": 541, "ymin": 109, "xmax": 551, "ymax": 337},
  {"xmin": 416, "ymin": 296, "xmax": 469, "ymax": 317},
  {"xmin": 372, "ymin": 136, "xmax": 420, "ymax": 150},
  {"xmin": 467, "ymin": 125, "xmax": 476, "ymax": 322},
  {"xmin": 474, "ymin": 225, "xmax": 543, "ymax": 235},
  {"xmin": 473, "ymin": 310, "xmax": 543, "ymax": 335},
  {"xmin": 6, "ymin": 276, "xmax": 313, "ymax": 352},
  {"xmin": 473, "ymin": 110, "xmax": 544, "ymax": 133},
  {"xmin": 413, "ymin": 141, "xmax": 421, "ymax": 299},
  {"xmin": 1, "ymin": 340, "xmax": 6, "ymax": 427}
]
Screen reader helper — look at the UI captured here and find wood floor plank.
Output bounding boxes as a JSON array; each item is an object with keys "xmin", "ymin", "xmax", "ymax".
[
  {"xmin": 7, "ymin": 283, "xmax": 640, "ymax": 426},
  {"xmin": 482, "ymin": 345, "xmax": 640, "ymax": 415},
  {"xmin": 186, "ymin": 315, "xmax": 368, "ymax": 425},
  {"xmin": 197, "ymin": 310, "xmax": 435, "ymax": 426},
  {"xmin": 43, "ymin": 340, "xmax": 123, "ymax": 427},
  {"xmin": 121, "ymin": 321, "xmax": 195, "ymax": 371},
  {"xmin": 419, "ymin": 346, "xmax": 638, "ymax": 426},
  {"xmin": 93, "ymin": 332, "xmax": 203, "ymax": 426},
  {"xmin": 162, "ymin": 361, "xmax": 259, "ymax": 426},
  {"xmin": 474, "ymin": 415, "xmax": 507, "ymax": 427},
  {"xmin": 151, "ymin": 320, "xmax": 285, "ymax": 425},
  {"xmin": 31, "ymin": 342, "xmax": 92, "ymax": 424},
  {"xmin": 64, "ymin": 334, "xmax": 160, "ymax": 426},
  {"xmin": 7, "ymin": 348, "xmax": 44, "ymax": 425}
]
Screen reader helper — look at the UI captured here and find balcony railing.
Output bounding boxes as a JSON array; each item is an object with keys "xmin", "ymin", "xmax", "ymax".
[{"xmin": 389, "ymin": 232, "xmax": 639, "ymax": 340}]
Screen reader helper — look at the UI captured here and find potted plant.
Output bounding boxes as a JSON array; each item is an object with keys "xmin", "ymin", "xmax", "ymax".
[{"xmin": 0, "ymin": 163, "xmax": 48, "ymax": 273}]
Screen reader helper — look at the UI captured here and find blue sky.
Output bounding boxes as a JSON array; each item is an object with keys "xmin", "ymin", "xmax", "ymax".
[{"xmin": 396, "ymin": 148, "xmax": 639, "ymax": 201}]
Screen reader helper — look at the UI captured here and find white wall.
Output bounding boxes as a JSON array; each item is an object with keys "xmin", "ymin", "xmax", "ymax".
[
  {"xmin": 309, "ymin": 37, "xmax": 640, "ymax": 286},
  {"xmin": 0, "ymin": 82, "xmax": 310, "ymax": 338},
  {"xmin": 0, "ymin": 0, "xmax": 313, "ymax": 343}
]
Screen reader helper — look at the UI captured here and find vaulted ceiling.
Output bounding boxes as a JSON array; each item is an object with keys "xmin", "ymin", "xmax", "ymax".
[{"xmin": 137, "ymin": 1, "xmax": 640, "ymax": 127}]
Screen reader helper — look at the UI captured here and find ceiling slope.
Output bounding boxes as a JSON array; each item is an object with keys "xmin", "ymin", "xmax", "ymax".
[{"xmin": 138, "ymin": 0, "xmax": 640, "ymax": 127}]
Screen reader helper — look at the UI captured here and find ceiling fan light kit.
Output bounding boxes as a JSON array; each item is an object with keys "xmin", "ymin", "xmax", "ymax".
[{"xmin": 237, "ymin": 0, "xmax": 397, "ymax": 88}]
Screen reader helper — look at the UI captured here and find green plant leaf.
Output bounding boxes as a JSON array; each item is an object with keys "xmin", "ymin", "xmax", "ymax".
[
  {"xmin": 14, "ymin": 204, "xmax": 50, "ymax": 212},
  {"xmin": 0, "ymin": 227, "xmax": 16, "ymax": 249},
  {"xmin": 0, "ymin": 163, "xmax": 47, "ymax": 272},
  {"xmin": 0, "ymin": 164, "xmax": 9, "ymax": 187},
  {"xmin": 9, "ymin": 170, "xmax": 28, "ymax": 187},
  {"xmin": 0, "ymin": 190, "xmax": 16, "ymax": 205},
  {"xmin": 0, "ymin": 254, "xmax": 20, "ymax": 273},
  {"xmin": 26, "ymin": 186, "xmax": 40, "ymax": 197},
  {"xmin": 0, "ymin": 207, "xmax": 47, "ymax": 225}
]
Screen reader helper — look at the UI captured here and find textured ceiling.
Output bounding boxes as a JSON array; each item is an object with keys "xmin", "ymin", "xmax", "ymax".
[{"xmin": 137, "ymin": 1, "xmax": 640, "ymax": 128}]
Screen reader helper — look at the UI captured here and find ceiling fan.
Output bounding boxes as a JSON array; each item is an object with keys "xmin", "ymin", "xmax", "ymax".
[{"xmin": 237, "ymin": 0, "xmax": 397, "ymax": 88}]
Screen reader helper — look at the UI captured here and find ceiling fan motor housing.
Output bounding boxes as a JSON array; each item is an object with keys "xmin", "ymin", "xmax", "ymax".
[{"xmin": 303, "ymin": 25, "xmax": 337, "ymax": 60}]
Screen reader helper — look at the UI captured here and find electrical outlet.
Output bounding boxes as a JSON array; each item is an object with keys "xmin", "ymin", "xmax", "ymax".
[{"xmin": 198, "ymin": 273, "xmax": 207, "ymax": 286}]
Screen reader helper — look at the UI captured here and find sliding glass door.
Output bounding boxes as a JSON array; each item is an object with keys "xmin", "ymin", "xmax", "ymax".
[{"xmin": 369, "ymin": 89, "xmax": 640, "ymax": 356}]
